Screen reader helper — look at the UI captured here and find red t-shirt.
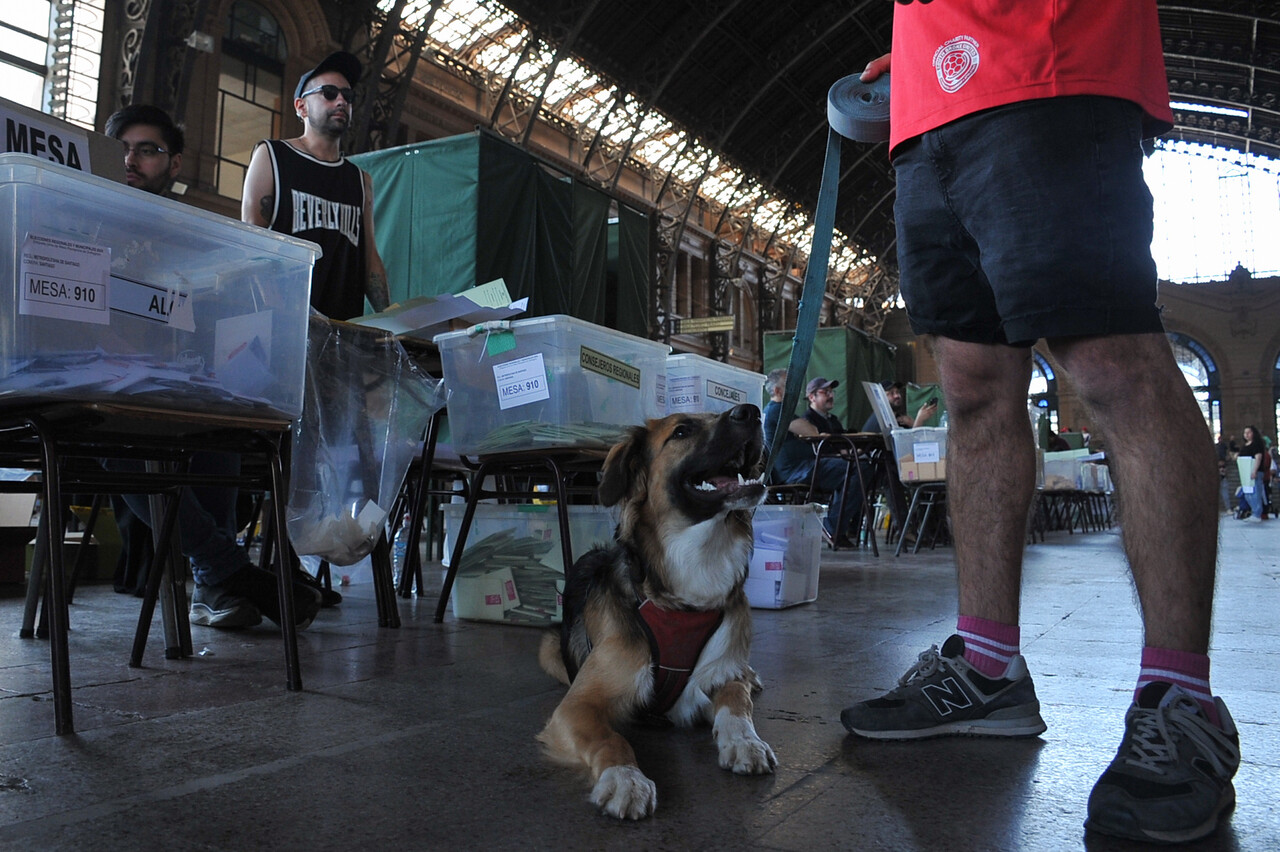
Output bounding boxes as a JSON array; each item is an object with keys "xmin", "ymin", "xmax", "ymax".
[{"xmin": 888, "ymin": 1, "xmax": 1174, "ymax": 153}]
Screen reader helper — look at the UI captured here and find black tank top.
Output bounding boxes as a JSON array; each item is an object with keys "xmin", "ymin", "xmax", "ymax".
[{"xmin": 263, "ymin": 139, "xmax": 368, "ymax": 320}]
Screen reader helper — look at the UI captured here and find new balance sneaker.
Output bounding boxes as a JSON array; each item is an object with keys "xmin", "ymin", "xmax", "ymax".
[
  {"xmin": 840, "ymin": 634, "xmax": 1047, "ymax": 740},
  {"xmin": 189, "ymin": 583, "xmax": 263, "ymax": 629},
  {"xmin": 1085, "ymin": 682, "xmax": 1240, "ymax": 844}
]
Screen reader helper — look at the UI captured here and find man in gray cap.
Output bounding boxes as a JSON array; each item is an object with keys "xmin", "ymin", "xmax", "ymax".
[
  {"xmin": 764, "ymin": 375, "xmax": 867, "ymax": 547},
  {"xmin": 241, "ymin": 50, "xmax": 390, "ymax": 319}
]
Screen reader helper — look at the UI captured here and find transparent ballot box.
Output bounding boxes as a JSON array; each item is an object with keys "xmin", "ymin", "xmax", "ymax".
[
  {"xmin": 662, "ymin": 352, "xmax": 765, "ymax": 415},
  {"xmin": 0, "ymin": 154, "xmax": 316, "ymax": 420},
  {"xmin": 434, "ymin": 314, "xmax": 669, "ymax": 455}
]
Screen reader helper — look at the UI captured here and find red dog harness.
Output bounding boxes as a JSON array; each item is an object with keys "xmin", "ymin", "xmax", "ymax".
[{"xmin": 637, "ymin": 599, "xmax": 724, "ymax": 715}]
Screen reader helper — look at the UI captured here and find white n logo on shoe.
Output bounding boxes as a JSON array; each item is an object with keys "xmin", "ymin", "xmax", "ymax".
[{"xmin": 923, "ymin": 677, "xmax": 974, "ymax": 716}]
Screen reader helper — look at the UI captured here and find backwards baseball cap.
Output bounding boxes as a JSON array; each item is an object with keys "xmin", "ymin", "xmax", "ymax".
[
  {"xmin": 880, "ymin": 380, "xmax": 904, "ymax": 390},
  {"xmin": 295, "ymin": 51, "xmax": 362, "ymax": 100},
  {"xmin": 806, "ymin": 377, "xmax": 839, "ymax": 395}
]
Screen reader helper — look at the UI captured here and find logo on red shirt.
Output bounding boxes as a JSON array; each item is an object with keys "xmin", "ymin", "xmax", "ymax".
[{"xmin": 933, "ymin": 35, "xmax": 980, "ymax": 93}]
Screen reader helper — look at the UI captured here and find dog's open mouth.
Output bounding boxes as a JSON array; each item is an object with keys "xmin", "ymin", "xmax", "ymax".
[
  {"xmin": 689, "ymin": 470, "xmax": 764, "ymax": 497},
  {"xmin": 683, "ymin": 444, "xmax": 765, "ymax": 504}
]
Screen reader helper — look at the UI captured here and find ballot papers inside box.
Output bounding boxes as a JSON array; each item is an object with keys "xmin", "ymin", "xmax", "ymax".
[
  {"xmin": 0, "ymin": 154, "xmax": 314, "ymax": 419},
  {"xmin": 441, "ymin": 503, "xmax": 615, "ymax": 625}
]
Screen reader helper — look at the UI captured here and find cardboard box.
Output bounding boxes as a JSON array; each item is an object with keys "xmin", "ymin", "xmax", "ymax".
[
  {"xmin": 0, "ymin": 154, "xmax": 316, "ymax": 419},
  {"xmin": 434, "ymin": 315, "xmax": 669, "ymax": 455},
  {"xmin": 745, "ymin": 503, "xmax": 821, "ymax": 608}
]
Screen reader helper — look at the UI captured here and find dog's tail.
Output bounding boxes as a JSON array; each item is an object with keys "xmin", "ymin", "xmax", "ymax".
[{"xmin": 539, "ymin": 631, "xmax": 571, "ymax": 685}]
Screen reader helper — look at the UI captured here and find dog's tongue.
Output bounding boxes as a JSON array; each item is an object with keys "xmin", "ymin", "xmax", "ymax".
[{"xmin": 707, "ymin": 475, "xmax": 739, "ymax": 491}]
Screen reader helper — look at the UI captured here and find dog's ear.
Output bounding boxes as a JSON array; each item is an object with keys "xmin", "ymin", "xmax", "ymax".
[{"xmin": 598, "ymin": 426, "xmax": 649, "ymax": 507}]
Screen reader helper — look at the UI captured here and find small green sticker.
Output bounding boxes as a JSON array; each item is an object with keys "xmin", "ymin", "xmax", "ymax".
[{"xmin": 486, "ymin": 329, "xmax": 517, "ymax": 356}]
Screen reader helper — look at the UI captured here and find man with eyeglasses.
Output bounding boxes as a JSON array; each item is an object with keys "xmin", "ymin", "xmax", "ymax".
[
  {"xmin": 241, "ymin": 50, "xmax": 390, "ymax": 319},
  {"xmin": 104, "ymin": 104, "xmax": 183, "ymax": 196},
  {"xmin": 99, "ymin": 104, "xmax": 324, "ymax": 632}
]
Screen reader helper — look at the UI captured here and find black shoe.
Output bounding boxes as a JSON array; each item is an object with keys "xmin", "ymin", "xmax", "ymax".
[
  {"xmin": 189, "ymin": 583, "xmax": 262, "ymax": 629},
  {"xmin": 222, "ymin": 566, "xmax": 321, "ymax": 630},
  {"xmin": 294, "ymin": 565, "xmax": 342, "ymax": 608}
]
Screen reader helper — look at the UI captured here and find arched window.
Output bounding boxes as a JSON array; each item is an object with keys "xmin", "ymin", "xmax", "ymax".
[
  {"xmin": 1167, "ymin": 332, "xmax": 1220, "ymax": 437},
  {"xmin": 214, "ymin": 1, "xmax": 287, "ymax": 199},
  {"xmin": 1029, "ymin": 351, "xmax": 1058, "ymax": 433}
]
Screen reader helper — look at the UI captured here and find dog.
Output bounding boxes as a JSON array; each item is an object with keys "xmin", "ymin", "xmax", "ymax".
[{"xmin": 537, "ymin": 402, "xmax": 776, "ymax": 819}]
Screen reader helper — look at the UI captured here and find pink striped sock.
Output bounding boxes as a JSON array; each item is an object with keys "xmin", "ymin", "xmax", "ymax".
[
  {"xmin": 1136, "ymin": 647, "xmax": 1219, "ymax": 726},
  {"xmin": 957, "ymin": 615, "xmax": 1020, "ymax": 678}
]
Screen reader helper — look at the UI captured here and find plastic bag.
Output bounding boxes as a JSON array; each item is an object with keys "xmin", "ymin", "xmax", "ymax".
[{"xmin": 287, "ymin": 313, "xmax": 446, "ymax": 565}]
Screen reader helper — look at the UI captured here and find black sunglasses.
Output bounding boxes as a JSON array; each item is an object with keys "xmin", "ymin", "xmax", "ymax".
[{"xmin": 300, "ymin": 84, "xmax": 356, "ymax": 104}]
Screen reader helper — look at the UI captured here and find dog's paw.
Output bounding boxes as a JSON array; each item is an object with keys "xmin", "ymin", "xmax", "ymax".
[
  {"xmin": 591, "ymin": 765, "xmax": 657, "ymax": 819},
  {"xmin": 714, "ymin": 713, "xmax": 778, "ymax": 775}
]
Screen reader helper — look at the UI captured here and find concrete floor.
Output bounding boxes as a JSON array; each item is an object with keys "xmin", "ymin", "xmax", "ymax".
[{"xmin": 0, "ymin": 516, "xmax": 1276, "ymax": 851}]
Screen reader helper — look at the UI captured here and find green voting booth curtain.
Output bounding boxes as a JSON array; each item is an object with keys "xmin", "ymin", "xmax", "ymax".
[
  {"xmin": 763, "ymin": 326, "xmax": 897, "ymax": 431},
  {"xmin": 353, "ymin": 130, "xmax": 652, "ymax": 333},
  {"xmin": 613, "ymin": 202, "xmax": 652, "ymax": 339},
  {"xmin": 352, "ymin": 134, "xmax": 479, "ymax": 305}
]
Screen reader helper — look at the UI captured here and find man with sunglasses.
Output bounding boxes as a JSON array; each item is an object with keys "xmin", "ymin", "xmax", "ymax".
[{"xmin": 241, "ymin": 51, "xmax": 390, "ymax": 319}]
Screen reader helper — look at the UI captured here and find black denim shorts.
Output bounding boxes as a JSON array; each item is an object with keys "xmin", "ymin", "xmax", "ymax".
[{"xmin": 893, "ymin": 95, "xmax": 1166, "ymax": 346}]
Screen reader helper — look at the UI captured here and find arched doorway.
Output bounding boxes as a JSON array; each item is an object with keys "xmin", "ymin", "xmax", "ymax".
[{"xmin": 1168, "ymin": 332, "xmax": 1220, "ymax": 438}]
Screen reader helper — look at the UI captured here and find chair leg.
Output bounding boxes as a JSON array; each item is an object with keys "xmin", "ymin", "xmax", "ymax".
[{"xmin": 265, "ymin": 437, "xmax": 303, "ymax": 692}]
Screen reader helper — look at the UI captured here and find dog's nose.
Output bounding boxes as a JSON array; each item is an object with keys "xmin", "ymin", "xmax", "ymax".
[{"xmin": 729, "ymin": 404, "xmax": 760, "ymax": 423}]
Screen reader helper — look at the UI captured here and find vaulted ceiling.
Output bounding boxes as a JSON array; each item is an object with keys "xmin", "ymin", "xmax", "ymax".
[{"xmin": 490, "ymin": 0, "xmax": 1280, "ymax": 267}]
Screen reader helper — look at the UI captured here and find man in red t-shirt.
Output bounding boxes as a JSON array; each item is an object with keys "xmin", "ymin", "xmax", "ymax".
[{"xmin": 838, "ymin": 2, "xmax": 1238, "ymax": 845}]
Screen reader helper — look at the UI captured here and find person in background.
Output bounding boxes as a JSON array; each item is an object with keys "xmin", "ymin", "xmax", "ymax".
[
  {"xmin": 841, "ymin": 2, "xmax": 1237, "ymax": 845},
  {"xmin": 861, "ymin": 380, "xmax": 937, "ymax": 433},
  {"xmin": 241, "ymin": 50, "xmax": 390, "ymax": 319},
  {"xmin": 763, "ymin": 371, "xmax": 869, "ymax": 547},
  {"xmin": 105, "ymin": 104, "xmax": 183, "ymax": 195},
  {"xmin": 1237, "ymin": 425, "xmax": 1266, "ymax": 522},
  {"xmin": 102, "ymin": 105, "xmax": 321, "ymax": 631}
]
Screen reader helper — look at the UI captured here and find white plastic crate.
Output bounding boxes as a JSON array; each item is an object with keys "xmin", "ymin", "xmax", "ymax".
[
  {"xmin": 662, "ymin": 353, "xmax": 765, "ymax": 414},
  {"xmin": 745, "ymin": 503, "xmax": 822, "ymax": 609},
  {"xmin": 434, "ymin": 315, "xmax": 669, "ymax": 455},
  {"xmin": 0, "ymin": 154, "xmax": 315, "ymax": 419},
  {"xmin": 441, "ymin": 502, "xmax": 616, "ymax": 624}
]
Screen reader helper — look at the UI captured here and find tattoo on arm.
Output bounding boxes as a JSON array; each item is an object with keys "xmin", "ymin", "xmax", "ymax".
[
  {"xmin": 259, "ymin": 194, "xmax": 274, "ymax": 225},
  {"xmin": 367, "ymin": 271, "xmax": 390, "ymax": 313}
]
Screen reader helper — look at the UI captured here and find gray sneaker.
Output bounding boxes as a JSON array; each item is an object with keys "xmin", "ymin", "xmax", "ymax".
[
  {"xmin": 841, "ymin": 635, "xmax": 1047, "ymax": 740},
  {"xmin": 1086, "ymin": 681, "xmax": 1240, "ymax": 844},
  {"xmin": 190, "ymin": 582, "xmax": 263, "ymax": 629}
]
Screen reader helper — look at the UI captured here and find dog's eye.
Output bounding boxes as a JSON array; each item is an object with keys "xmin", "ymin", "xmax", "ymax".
[{"xmin": 671, "ymin": 423, "xmax": 694, "ymax": 440}]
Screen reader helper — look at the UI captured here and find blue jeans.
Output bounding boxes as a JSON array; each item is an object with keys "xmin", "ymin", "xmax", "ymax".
[
  {"xmin": 1244, "ymin": 472, "xmax": 1267, "ymax": 518},
  {"xmin": 783, "ymin": 456, "xmax": 871, "ymax": 539},
  {"xmin": 102, "ymin": 452, "xmax": 249, "ymax": 587}
]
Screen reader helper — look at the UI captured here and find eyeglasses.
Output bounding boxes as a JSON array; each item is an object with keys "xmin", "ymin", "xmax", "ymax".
[
  {"xmin": 121, "ymin": 141, "xmax": 168, "ymax": 158},
  {"xmin": 300, "ymin": 84, "xmax": 356, "ymax": 104}
]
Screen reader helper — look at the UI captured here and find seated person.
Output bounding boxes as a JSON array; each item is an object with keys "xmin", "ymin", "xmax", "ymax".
[
  {"xmin": 862, "ymin": 380, "xmax": 938, "ymax": 433},
  {"xmin": 763, "ymin": 371, "xmax": 871, "ymax": 546}
]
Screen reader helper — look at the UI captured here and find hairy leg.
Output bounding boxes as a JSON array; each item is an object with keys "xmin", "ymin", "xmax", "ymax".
[
  {"xmin": 1048, "ymin": 333, "xmax": 1217, "ymax": 653},
  {"xmin": 930, "ymin": 337, "xmax": 1036, "ymax": 624}
]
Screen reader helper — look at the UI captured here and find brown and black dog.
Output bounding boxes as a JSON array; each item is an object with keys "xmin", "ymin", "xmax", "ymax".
[{"xmin": 537, "ymin": 402, "xmax": 775, "ymax": 819}]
